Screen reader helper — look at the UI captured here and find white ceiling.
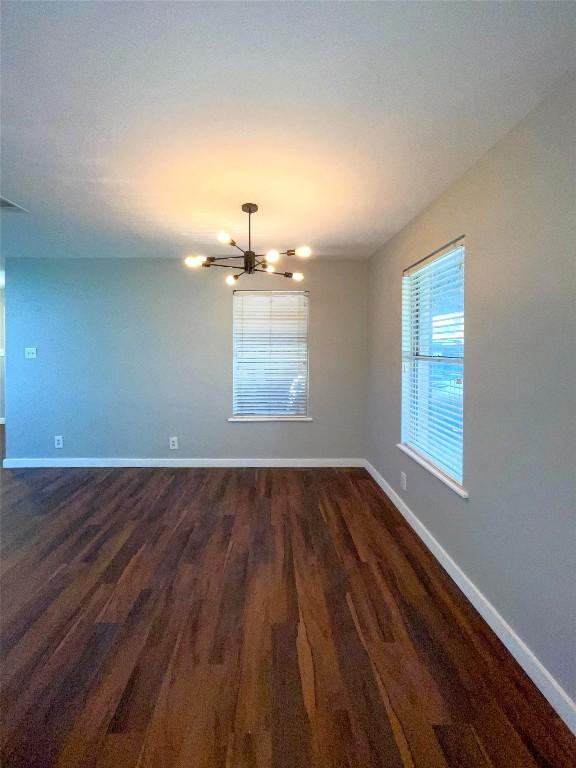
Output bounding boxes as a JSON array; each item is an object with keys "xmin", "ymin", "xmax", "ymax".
[{"xmin": 1, "ymin": 1, "xmax": 575, "ymax": 260}]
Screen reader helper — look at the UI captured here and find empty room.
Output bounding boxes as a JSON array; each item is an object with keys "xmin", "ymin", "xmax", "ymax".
[{"xmin": 1, "ymin": 1, "xmax": 575, "ymax": 766}]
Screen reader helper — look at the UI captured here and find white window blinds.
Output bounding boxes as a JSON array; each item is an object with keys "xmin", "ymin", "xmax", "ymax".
[
  {"xmin": 401, "ymin": 242, "xmax": 465, "ymax": 484},
  {"xmin": 233, "ymin": 291, "xmax": 309, "ymax": 417}
]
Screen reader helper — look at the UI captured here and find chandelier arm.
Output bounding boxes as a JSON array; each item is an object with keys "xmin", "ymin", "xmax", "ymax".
[
  {"xmin": 211, "ymin": 255, "xmax": 244, "ymax": 261},
  {"xmin": 254, "ymin": 268, "xmax": 288, "ymax": 277},
  {"xmin": 208, "ymin": 263, "xmax": 245, "ymax": 270},
  {"xmin": 231, "ymin": 242, "xmax": 245, "ymax": 254}
]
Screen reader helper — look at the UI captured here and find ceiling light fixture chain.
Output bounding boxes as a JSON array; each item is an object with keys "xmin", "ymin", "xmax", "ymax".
[{"xmin": 184, "ymin": 203, "xmax": 311, "ymax": 286}]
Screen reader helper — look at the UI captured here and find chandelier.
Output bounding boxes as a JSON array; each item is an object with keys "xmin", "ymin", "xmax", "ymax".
[{"xmin": 183, "ymin": 203, "xmax": 312, "ymax": 285}]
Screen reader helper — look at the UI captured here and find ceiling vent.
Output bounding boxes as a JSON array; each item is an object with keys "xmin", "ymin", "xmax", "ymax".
[{"xmin": 0, "ymin": 196, "xmax": 28, "ymax": 212}]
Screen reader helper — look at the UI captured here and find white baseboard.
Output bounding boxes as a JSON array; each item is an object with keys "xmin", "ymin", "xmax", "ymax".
[
  {"xmin": 2, "ymin": 457, "xmax": 364, "ymax": 469},
  {"xmin": 363, "ymin": 459, "xmax": 576, "ymax": 736}
]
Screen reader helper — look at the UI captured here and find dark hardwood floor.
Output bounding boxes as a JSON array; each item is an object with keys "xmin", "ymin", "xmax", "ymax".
[{"xmin": 1, "ymin": 466, "xmax": 574, "ymax": 767}]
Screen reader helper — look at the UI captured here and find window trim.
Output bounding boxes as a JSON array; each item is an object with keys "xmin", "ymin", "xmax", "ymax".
[
  {"xmin": 228, "ymin": 416, "xmax": 313, "ymax": 423},
  {"xmin": 231, "ymin": 289, "xmax": 310, "ymax": 420},
  {"xmin": 400, "ymin": 238, "xmax": 467, "ymax": 495},
  {"xmin": 396, "ymin": 443, "xmax": 469, "ymax": 498}
]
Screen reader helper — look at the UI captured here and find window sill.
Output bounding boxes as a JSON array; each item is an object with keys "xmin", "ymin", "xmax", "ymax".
[
  {"xmin": 228, "ymin": 416, "xmax": 313, "ymax": 422},
  {"xmin": 396, "ymin": 443, "xmax": 469, "ymax": 499}
]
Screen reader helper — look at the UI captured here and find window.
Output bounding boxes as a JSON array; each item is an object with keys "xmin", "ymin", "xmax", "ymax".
[
  {"xmin": 232, "ymin": 290, "xmax": 310, "ymax": 419},
  {"xmin": 401, "ymin": 240, "xmax": 465, "ymax": 489}
]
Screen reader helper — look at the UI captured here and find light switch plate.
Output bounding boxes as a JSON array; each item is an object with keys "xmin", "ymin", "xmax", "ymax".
[
  {"xmin": 54, "ymin": 435, "xmax": 64, "ymax": 449},
  {"xmin": 169, "ymin": 436, "xmax": 179, "ymax": 450},
  {"xmin": 25, "ymin": 347, "xmax": 37, "ymax": 359}
]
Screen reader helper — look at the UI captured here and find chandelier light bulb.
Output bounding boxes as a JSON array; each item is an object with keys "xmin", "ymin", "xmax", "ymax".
[
  {"xmin": 266, "ymin": 264, "xmax": 275, "ymax": 273},
  {"xmin": 266, "ymin": 249, "xmax": 280, "ymax": 263},
  {"xmin": 217, "ymin": 231, "xmax": 232, "ymax": 244},
  {"xmin": 226, "ymin": 274, "xmax": 237, "ymax": 286},
  {"xmin": 184, "ymin": 255, "xmax": 206, "ymax": 268},
  {"xmin": 295, "ymin": 246, "xmax": 312, "ymax": 258},
  {"xmin": 292, "ymin": 272, "xmax": 304, "ymax": 282}
]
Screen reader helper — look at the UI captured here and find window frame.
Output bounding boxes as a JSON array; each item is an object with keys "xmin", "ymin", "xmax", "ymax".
[
  {"xmin": 228, "ymin": 289, "xmax": 312, "ymax": 423},
  {"xmin": 397, "ymin": 238, "xmax": 468, "ymax": 498}
]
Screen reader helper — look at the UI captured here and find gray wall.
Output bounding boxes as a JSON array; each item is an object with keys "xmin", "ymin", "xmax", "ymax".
[
  {"xmin": 5, "ymin": 259, "xmax": 367, "ymax": 459},
  {"xmin": 366, "ymin": 76, "xmax": 576, "ymax": 698}
]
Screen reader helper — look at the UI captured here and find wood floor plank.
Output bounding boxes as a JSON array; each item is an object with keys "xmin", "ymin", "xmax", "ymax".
[{"xmin": 1, "ymin": 466, "xmax": 574, "ymax": 767}]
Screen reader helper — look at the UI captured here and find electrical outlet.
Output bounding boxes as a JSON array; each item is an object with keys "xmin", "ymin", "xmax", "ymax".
[
  {"xmin": 25, "ymin": 347, "xmax": 37, "ymax": 359},
  {"xmin": 401, "ymin": 471, "xmax": 407, "ymax": 491},
  {"xmin": 54, "ymin": 435, "xmax": 64, "ymax": 449},
  {"xmin": 169, "ymin": 436, "xmax": 179, "ymax": 450}
]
